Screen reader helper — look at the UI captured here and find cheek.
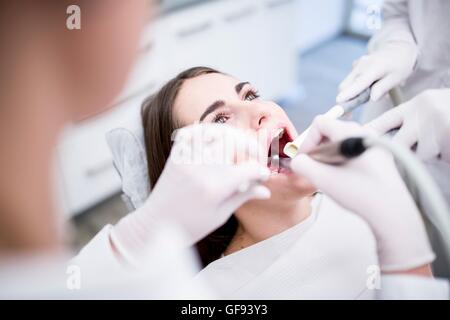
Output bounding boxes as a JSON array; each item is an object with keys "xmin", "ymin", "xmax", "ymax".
[{"xmin": 268, "ymin": 104, "xmax": 298, "ymax": 135}]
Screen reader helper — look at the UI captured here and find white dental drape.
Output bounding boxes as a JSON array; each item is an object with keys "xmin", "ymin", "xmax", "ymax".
[{"xmin": 194, "ymin": 194, "xmax": 379, "ymax": 299}]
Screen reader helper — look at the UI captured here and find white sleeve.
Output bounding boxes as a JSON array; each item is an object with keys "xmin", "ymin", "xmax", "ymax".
[
  {"xmin": 378, "ymin": 275, "xmax": 449, "ymax": 300},
  {"xmin": 70, "ymin": 225, "xmax": 132, "ymax": 283},
  {"xmin": 70, "ymin": 224, "xmax": 211, "ymax": 299},
  {"xmin": 368, "ymin": 0, "xmax": 417, "ymax": 52}
]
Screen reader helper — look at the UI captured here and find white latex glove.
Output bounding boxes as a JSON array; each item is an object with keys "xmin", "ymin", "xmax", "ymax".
[
  {"xmin": 366, "ymin": 89, "xmax": 450, "ymax": 162},
  {"xmin": 337, "ymin": 42, "xmax": 418, "ymax": 103},
  {"xmin": 290, "ymin": 117, "xmax": 435, "ymax": 272},
  {"xmin": 111, "ymin": 123, "xmax": 271, "ymax": 266}
]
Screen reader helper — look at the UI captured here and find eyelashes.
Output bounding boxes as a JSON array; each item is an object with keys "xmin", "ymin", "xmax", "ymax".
[
  {"xmin": 245, "ymin": 89, "xmax": 260, "ymax": 101},
  {"xmin": 212, "ymin": 112, "xmax": 230, "ymax": 124},
  {"xmin": 212, "ymin": 89, "xmax": 260, "ymax": 124}
]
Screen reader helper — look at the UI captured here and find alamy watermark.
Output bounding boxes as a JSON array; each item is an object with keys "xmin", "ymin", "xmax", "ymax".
[
  {"xmin": 66, "ymin": 264, "xmax": 81, "ymax": 290},
  {"xmin": 66, "ymin": 5, "xmax": 81, "ymax": 30},
  {"xmin": 366, "ymin": 265, "xmax": 381, "ymax": 290},
  {"xmin": 366, "ymin": 4, "xmax": 382, "ymax": 31},
  {"xmin": 169, "ymin": 124, "xmax": 283, "ymax": 170}
]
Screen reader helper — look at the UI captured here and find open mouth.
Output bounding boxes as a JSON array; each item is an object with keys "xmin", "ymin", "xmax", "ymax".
[{"xmin": 267, "ymin": 127, "xmax": 293, "ymax": 174}]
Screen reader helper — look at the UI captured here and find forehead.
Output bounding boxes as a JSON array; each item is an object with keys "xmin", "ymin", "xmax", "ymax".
[{"xmin": 174, "ymin": 73, "xmax": 239, "ymax": 125}]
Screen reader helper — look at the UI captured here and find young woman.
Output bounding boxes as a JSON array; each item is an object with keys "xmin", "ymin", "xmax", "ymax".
[{"xmin": 141, "ymin": 67, "xmax": 379, "ymax": 299}]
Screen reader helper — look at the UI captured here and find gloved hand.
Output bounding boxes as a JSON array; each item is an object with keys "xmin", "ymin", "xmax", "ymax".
[
  {"xmin": 336, "ymin": 42, "xmax": 418, "ymax": 103},
  {"xmin": 366, "ymin": 89, "xmax": 450, "ymax": 162},
  {"xmin": 290, "ymin": 117, "xmax": 435, "ymax": 272},
  {"xmin": 111, "ymin": 123, "xmax": 271, "ymax": 266}
]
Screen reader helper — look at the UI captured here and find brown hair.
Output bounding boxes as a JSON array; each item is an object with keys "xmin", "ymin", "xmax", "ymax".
[{"xmin": 141, "ymin": 66, "xmax": 238, "ymax": 267}]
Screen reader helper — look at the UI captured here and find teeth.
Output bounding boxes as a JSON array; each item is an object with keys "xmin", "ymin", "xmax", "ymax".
[{"xmin": 274, "ymin": 128, "xmax": 285, "ymax": 139}]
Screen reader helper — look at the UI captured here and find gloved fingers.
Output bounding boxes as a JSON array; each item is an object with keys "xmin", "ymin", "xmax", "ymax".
[
  {"xmin": 172, "ymin": 123, "xmax": 264, "ymax": 166},
  {"xmin": 416, "ymin": 91, "xmax": 450, "ymax": 161},
  {"xmin": 289, "ymin": 154, "xmax": 341, "ymax": 190},
  {"xmin": 296, "ymin": 118, "xmax": 327, "ymax": 154},
  {"xmin": 221, "ymin": 184, "xmax": 271, "ymax": 216},
  {"xmin": 391, "ymin": 122, "xmax": 418, "ymax": 150},
  {"xmin": 243, "ymin": 184, "xmax": 272, "ymax": 200},
  {"xmin": 416, "ymin": 123, "xmax": 440, "ymax": 161},
  {"xmin": 230, "ymin": 135, "xmax": 266, "ymax": 166},
  {"xmin": 416, "ymin": 139, "xmax": 440, "ymax": 161},
  {"xmin": 215, "ymin": 126, "xmax": 267, "ymax": 166},
  {"xmin": 298, "ymin": 117, "xmax": 366, "ymax": 154},
  {"xmin": 338, "ymin": 67, "xmax": 361, "ymax": 93},
  {"xmin": 365, "ymin": 106, "xmax": 405, "ymax": 136},
  {"xmin": 337, "ymin": 59, "xmax": 386, "ymax": 103},
  {"xmin": 220, "ymin": 162, "xmax": 270, "ymax": 197},
  {"xmin": 369, "ymin": 73, "xmax": 400, "ymax": 101},
  {"xmin": 338, "ymin": 55, "xmax": 371, "ymax": 90}
]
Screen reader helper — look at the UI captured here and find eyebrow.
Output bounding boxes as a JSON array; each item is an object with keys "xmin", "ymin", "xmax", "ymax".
[
  {"xmin": 199, "ymin": 81, "xmax": 250, "ymax": 122},
  {"xmin": 199, "ymin": 100, "xmax": 225, "ymax": 122},
  {"xmin": 235, "ymin": 82, "xmax": 249, "ymax": 95}
]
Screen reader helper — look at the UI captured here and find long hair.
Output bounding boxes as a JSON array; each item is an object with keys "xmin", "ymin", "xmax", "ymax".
[{"xmin": 141, "ymin": 66, "xmax": 238, "ymax": 266}]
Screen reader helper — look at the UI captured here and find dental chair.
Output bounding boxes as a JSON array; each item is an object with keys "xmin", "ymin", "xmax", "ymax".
[{"xmin": 105, "ymin": 126, "xmax": 151, "ymax": 211}]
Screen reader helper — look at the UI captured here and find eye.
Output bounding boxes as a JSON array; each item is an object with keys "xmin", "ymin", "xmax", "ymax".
[
  {"xmin": 213, "ymin": 113, "xmax": 230, "ymax": 124},
  {"xmin": 244, "ymin": 90, "xmax": 260, "ymax": 101}
]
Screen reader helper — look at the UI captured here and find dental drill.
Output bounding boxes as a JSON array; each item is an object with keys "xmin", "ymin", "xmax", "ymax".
[{"xmin": 283, "ymin": 87, "xmax": 372, "ymax": 158}]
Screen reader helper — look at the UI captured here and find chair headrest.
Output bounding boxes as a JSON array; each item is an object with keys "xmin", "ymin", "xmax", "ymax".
[{"xmin": 105, "ymin": 126, "xmax": 151, "ymax": 210}]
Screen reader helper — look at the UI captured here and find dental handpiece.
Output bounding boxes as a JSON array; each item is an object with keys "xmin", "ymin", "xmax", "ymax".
[
  {"xmin": 283, "ymin": 87, "xmax": 372, "ymax": 159},
  {"xmin": 280, "ymin": 137, "xmax": 367, "ymax": 169},
  {"xmin": 240, "ymin": 137, "xmax": 364, "ymax": 193}
]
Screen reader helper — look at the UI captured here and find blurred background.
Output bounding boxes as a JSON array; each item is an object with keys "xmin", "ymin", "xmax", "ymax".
[{"xmin": 61, "ymin": 0, "xmax": 383, "ymax": 250}]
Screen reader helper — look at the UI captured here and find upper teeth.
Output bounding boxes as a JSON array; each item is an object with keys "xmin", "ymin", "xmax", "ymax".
[{"xmin": 274, "ymin": 128, "xmax": 284, "ymax": 139}]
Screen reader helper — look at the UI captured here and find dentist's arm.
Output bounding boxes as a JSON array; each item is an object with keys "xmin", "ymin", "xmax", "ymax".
[
  {"xmin": 290, "ymin": 117, "xmax": 434, "ymax": 275},
  {"xmin": 72, "ymin": 124, "xmax": 271, "ymax": 295},
  {"xmin": 366, "ymin": 89, "xmax": 450, "ymax": 162},
  {"xmin": 290, "ymin": 118, "xmax": 450, "ymax": 299},
  {"xmin": 337, "ymin": 0, "xmax": 418, "ymax": 103}
]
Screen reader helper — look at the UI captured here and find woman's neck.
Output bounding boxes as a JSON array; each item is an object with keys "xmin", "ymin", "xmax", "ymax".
[{"xmin": 224, "ymin": 195, "xmax": 313, "ymax": 255}]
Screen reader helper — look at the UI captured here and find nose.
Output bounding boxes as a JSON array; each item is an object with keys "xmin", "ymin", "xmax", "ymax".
[{"xmin": 246, "ymin": 102, "xmax": 272, "ymax": 131}]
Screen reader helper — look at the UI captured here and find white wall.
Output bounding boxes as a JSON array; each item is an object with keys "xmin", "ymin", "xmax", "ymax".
[{"xmin": 296, "ymin": 0, "xmax": 348, "ymax": 52}]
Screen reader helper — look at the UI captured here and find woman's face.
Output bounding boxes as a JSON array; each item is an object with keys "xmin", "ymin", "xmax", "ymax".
[{"xmin": 174, "ymin": 72, "xmax": 316, "ymax": 200}]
